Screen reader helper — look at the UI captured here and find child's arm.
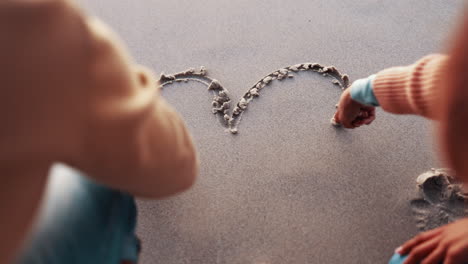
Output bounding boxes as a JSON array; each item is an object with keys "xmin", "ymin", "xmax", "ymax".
[
  {"xmin": 396, "ymin": 14, "xmax": 468, "ymax": 264},
  {"xmin": 334, "ymin": 54, "xmax": 449, "ymax": 127},
  {"xmin": 0, "ymin": 1, "xmax": 198, "ymax": 261},
  {"xmin": 373, "ymin": 54, "xmax": 448, "ymax": 119},
  {"xmin": 0, "ymin": 0, "xmax": 198, "ymax": 198},
  {"xmin": 66, "ymin": 18, "xmax": 199, "ymax": 198}
]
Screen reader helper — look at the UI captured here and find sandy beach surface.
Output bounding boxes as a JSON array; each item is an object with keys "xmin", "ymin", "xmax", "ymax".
[{"xmin": 77, "ymin": 1, "xmax": 465, "ymax": 263}]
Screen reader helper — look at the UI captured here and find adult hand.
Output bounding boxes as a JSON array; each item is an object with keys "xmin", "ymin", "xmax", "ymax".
[
  {"xmin": 333, "ymin": 88, "xmax": 375, "ymax": 128},
  {"xmin": 398, "ymin": 218, "xmax": 468, "ymax": 264}
]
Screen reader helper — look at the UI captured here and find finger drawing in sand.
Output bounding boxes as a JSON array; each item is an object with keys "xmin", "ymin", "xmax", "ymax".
[{"xmin": 159, "ymin": 63, "xmax": 350, "ymax": 134}]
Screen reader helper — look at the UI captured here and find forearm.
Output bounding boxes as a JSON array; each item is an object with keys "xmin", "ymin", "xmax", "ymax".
[
  {"xmin": 78, "ymin": 97, "xmax": 199, "ymax": 199},
  {"xmin": 350, "ymin": 54, "xmax": 449, "ymax": 120}
]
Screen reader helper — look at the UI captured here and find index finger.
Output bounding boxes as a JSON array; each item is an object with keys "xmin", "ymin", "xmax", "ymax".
[{"xmin": 333, "ymin": 111, "xmax": 341, "ymax": 125}]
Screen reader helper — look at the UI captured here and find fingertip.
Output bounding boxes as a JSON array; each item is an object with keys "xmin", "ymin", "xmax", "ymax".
[
  {"xmin": 400, "ymin": 247, "xmax": 411, "ymax": 256},
  {"xmin": 363, "ymin": 119, "xmax": 374, "ymax": 125},
  {"xmin": 333, "ymin": 112, "xmax": 340, "ymax": 123},
  {"xmin": 353, "ymin": 120, "xmax": 365, "ymax": 127},
  {"xmin": 395, "ymin": 246, "xmax": 403, "ymax": 254}
]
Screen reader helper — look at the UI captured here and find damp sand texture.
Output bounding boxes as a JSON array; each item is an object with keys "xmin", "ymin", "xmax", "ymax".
[{"xmin": 411, "ymin": 168, "xmax": 468, "ymax": 231}]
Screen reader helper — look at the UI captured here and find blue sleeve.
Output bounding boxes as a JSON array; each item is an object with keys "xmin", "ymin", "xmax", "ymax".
[
  {"xmin": 388, "ymin": 253, "xmax": 408, "ymax": 264},
  {"xmin": 349, "ymin": 74, "xmax": 379, "ymax": 106}
]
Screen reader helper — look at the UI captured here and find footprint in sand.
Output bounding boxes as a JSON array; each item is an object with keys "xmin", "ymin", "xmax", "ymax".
[{"xmin": 410, "ymin": 168, "xmax": 468, "ymax": 231}]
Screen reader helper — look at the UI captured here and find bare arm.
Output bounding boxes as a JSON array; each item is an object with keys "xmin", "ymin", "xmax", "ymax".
[
  {"xmin": 1, "ymin": 0, "xmax": 198, "ymax": 260},
  {"xmin": 65, "ymin": 18, "xmax": 199, "ymax": 198}
]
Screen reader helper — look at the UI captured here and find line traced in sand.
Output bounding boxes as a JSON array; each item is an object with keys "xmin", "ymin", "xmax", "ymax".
[{"xmin": 159, "ymin": 63, "xmax": 349, "ymax": 134}]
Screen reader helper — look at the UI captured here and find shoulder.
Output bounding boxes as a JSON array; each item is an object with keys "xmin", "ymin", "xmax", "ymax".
[
  {"xmin": 0, "ymin": 0, "xmax": 94, "ymax": 83},
  {"xmin": 0, "ymin": 0, "xmax": 90, "ymax": 47},
  {"xmin": 0, "ymin": 0, "xmax": 75, "ymax": 25}
]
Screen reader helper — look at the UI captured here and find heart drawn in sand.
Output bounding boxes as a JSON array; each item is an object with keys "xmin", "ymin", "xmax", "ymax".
[{"xmin": 159, "ymin": 62, "xmax": 350, "ymax": 134}]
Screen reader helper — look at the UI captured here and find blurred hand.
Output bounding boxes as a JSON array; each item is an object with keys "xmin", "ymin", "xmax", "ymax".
[
  {"xmin": 398, "ymin": 218, "xmax": 468, "ymax": 264},
  {"xmin": 333, "ymin": 88, "xmax": 375, "ymax": 128}
]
